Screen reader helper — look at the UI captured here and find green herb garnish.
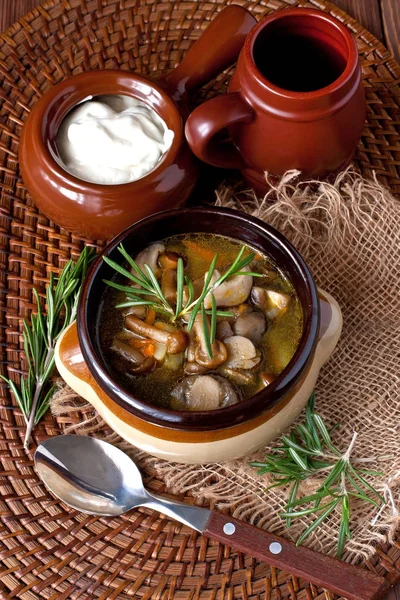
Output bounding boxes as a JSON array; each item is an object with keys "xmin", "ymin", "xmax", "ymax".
[
  {"xmin": 250, "ymin": 393, "xmax": 385, "ymax": 557},
  {"xmin": 103, "ymin": 243, "xmax": 262, "ymax": 358},
  {"xmin": 1, "ymin": 247, "xmax": 95, "ymax": 448}
]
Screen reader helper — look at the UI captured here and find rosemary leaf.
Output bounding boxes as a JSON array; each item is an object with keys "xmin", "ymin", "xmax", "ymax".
[
  {"xmin": 347, "ymin": 464, "xmax": 385, "ymax": 503},
  {"xmin": 0, "ymin": 246, "xmax": 95, "ymax": 448},
  {"xmin": 175, "ymin": 258, "xmax": 184, "ymax": 318},
  {"xmin": 187, "ymin": 253, "xmax": 219, "ymax": 330},
  {"xmin": 251, "ymin": 393, "xmax": 385, "ymax": 557},
  {"xmin": 295, "ymin": 499, "xmax": 340, "ymax": 546},
  {"xmin": 201, "ymin": 304, "xmax": 213, "ymax": 359},
  {"xmin": 144, "ymin": 264, "xmax": 170, "ymax": 311},
  {"xmin": 286, "ymin": 480, "xmax": 299, "ymax": 527},
  {"xmin": 210, "ymin": 294, "xmax": 217, "ymax": 344},
  {"xmin": 116, "ymin": 244, "xmax": 150, "ymax": 288},
  {"xmin": 102, "ymin": 280, "xmax": 156, "ymax": 296},
  {"xmin": 184, "ymin": 276, "xmax": 195, "ymax": 308},
  {"xmin": 103, "ymin": 256, "xmax": 153, "ymax": 291},
  {"xmin": 280, "ymin": 499, "xmax": 338, "ymax": 519},
  {"xmin": 206, "ymin": 310, "xmax": 234, "ymax": 318}
]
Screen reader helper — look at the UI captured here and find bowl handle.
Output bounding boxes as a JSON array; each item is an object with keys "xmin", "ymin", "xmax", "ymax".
[
  {"xmin": 162, "ymin": 5, "xmax": 256, "ymax": 100},
  {"xmin": 316, "ymin": 289, "xmax": 343, "ymax": 368}
]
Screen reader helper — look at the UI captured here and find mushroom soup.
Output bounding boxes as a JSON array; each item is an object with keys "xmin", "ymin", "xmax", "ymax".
[{"xmin": 99, "ymin": 234, "xmax": 303, "ymax": 411}]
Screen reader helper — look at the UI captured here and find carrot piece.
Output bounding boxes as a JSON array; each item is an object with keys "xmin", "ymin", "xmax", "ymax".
[
  {"xmin": 128, "ymin": 337, "xmax": 155, "ymax": 357},
  {"xmin": 145, "ymin": 307, "xmax": 156, "ymax": 325},
  {"xmin": 142, "ymin": 343, "xmax": 155, "ymax": 358},
  {"xmin": 129, "ymin": 338, "xmax": 151, "ymax": 348},
  {"xmin": 182, "ymin": 240, "xmax": 216, "ymax": 262}
]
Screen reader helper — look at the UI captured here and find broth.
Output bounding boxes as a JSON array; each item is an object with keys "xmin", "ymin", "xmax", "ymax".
[{"xmin": 99, "ymin": 233, "xmax": 303, "ymax": 411}]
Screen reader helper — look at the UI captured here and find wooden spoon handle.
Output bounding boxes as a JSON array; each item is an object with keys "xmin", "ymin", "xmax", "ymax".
[{"xmin": 203, "ymin": 512, "xmax": 389, "ymax": 600}]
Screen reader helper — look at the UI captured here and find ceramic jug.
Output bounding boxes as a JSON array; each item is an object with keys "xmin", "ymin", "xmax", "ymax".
[{"xmin": 185, "ymin": 8, "xmax": 366, "ymax": 192}]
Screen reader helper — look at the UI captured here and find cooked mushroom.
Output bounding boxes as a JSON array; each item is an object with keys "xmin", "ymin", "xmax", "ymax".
[
  {"xmin": 203, "ymin": 266, "xmax": 253, "ymax": 308},
  {"xmin": 266, "ymin": 290, "xmax": 290, "ymax": 310},
  {"xmin": 111, "ymin": 338, "xmax": 155, "ymax": 374},
  {"xmin": 158, "ymin": 251, "xmax": 180, "ymax": 269},
  {"xmin": 183, "ymin": 329, "xmax": 208, "ymax": 374},
  {"xmin": 233, "ymin": 311, "xmax": 266, "ymax": 344},
  {"xmin": 125, "ymin": 314, "xmax": 188, "ymax": 354},
  {"xmin": 134, "ymin": 242, "xmax": 165, "ymax": 277},
  {"xmin": 251, "ymin": 287, "xmax": 290, "ymax": 318},
  {"xmin": 122, "ymin": 305, "xmax": 147, "ymax": 319},
  {"xmin": 193, "ymin": 314, "xmax": 227, "ymax": 368},
  {"xmin": 218, "ymin": 366, "xmax": 255, "ymax": 386},
  {"xmin": 161, "ymin": 269, "xmax": 177, "ymax": 304},
  {"xmin": 184, "ymin": 362, "xmax": 208, "ymax": 375},
  {"xmin": 182, "ymin": 277, "xmax": 203, "ymax": 306},
  {"xmin": 170, "ymin": 375, "xmax": 240, "ymax": 411},
  {"xmin": 216, "ymin": 320, "xmax": 234, "ymax": 341},
  {"xmin": 159, "ymin": 251, "xmax": 180, "ymax": 304},
  {"xmin": 224, "ymin": 335, "xmax": 261, "ymax": 370}
]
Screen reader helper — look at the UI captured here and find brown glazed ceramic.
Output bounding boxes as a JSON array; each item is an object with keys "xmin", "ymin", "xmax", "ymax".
[
  {"xmin": 185, "ymin": 8, "xmax": 366, "ymax": 192},
  {"xmin": 77, "ymin": 207, "xmax": 320, "ymax": 431},
  {"xmin": 19, "ymin": 6, "xmax": 256, "ymax": 240}
]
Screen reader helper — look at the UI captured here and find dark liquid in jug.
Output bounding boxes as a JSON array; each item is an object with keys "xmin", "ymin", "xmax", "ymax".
[{"xmin": 253, "ymin": 30, "xmax": 347, "ymax": 92}]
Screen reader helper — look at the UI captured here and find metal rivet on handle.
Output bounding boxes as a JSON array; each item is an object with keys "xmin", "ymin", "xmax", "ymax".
[
  {"xmin": 223, "ymin": 522, "xmax": 236, "ymax": 535},
  {"xmin": 269, "ymin": 542, "xmax": 282, "ymax": 554}
]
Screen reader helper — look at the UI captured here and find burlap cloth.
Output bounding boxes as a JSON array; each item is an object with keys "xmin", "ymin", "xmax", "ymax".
[{"xmin": 51, "ymin": 168, "xmax": 400, "ymax": 563}]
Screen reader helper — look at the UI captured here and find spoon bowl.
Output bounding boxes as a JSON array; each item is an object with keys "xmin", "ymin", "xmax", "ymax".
[{"xmin": 35, "ymin": 435, "xmax": 146, "ymax": 516}]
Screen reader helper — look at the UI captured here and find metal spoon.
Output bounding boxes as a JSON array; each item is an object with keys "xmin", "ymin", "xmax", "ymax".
[{"xmin": 34, "ymin": 435, "xmax": 388, "ymax": 600}]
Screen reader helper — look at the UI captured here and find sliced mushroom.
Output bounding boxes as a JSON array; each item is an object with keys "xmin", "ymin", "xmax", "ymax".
[
  {"xmin": 111, "ymin": 338, "xmax": 155, "ymax": 374},
  {"xmin": 224, "ymin": 335, "xmax": 261, "ymax": 370},
  {"xmin": 134, "ymin": 242, "xmax": 165, "ymax": 277},
  {"xmin": 233, "ymin": 311, "xmax": 266, "ymax": 344},
  {"xmin": 251, "ymin": 286, "xmax": 291, "ymax": 318},
  {"xmin": 161, "ymin": 268, "xmax": 177, "ymax": 304},
  {"xmin": 182, "ymin": 277, "xmax": 203, "ymax": 306},
  {"xmin": 266, "ymin": 290, "xmax": 290, "ymax": 310},
  {"xmin": 184, "ymin": 362, "xmax": 208, "ymax": 375},
  {"xmin": 218, "ymin": 366, "xmax": 255, "ymax": 386},
  {"xmin": 203, "ymin": 266, "xmax": 253, "ymax": 309},
  {"xmin": 125, "ymin": 315, "xmax": 188, "ymax": 354},
  {"xmin": 216, "ymin": 320, "xmax": 234, "ymax": 341},
  {"xmin": 158, "ymin": 251, "xmax": 181, "ymax": 269},
  {"xmin": 170, "ymin": 375, "xmax": 240, "ymax": 411},
  {"xmin": 122, "ymin": 305, "xmax": 147, "ymax": 319},
  {"xmin": 193, "ymin": 314, "xmax": 227, "ymax": 368},
  {"xmin": 183, "ymin": 329, "xmax": 208, "ymax": 375},
  {"xmin": 159, "ymin": 251, "xmax": 180, "ymax": 305}
]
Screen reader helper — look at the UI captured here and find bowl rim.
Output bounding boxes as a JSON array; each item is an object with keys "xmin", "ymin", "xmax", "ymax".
[{"xmin": 77, "ymin": 206, "xmax": 320, "ymax": 431}]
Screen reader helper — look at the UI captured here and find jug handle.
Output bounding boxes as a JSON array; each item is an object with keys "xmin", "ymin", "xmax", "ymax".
[
  {"xmin": 185, "ymin": 91, "xmax": 254, "ymax": 168},
  {"xmin": 162, "ymin": 5, "xmax": 256, "ymax": 101}
]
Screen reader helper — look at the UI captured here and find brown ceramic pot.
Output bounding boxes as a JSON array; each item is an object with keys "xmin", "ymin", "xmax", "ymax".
[
  {"xmin": 185, "ymin": 8, "xmax": 366, "ymax": 192},
  {"xmin": 19, "ymin": 6, "xmax": 256, "ymax": 240},
  {"xmin": 54, "ymin": 207, "xmax": 342, "ymax": 463}
]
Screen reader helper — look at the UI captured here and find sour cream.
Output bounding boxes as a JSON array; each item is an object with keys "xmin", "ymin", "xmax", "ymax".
[{"xmin": 55, "ymin": 95, "xmax": 174, "ymax": 185}]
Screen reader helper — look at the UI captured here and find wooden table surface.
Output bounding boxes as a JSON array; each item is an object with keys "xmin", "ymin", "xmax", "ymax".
[{"xmin": 0, "ymin": 1, "xmax": 399, "ymax": 599}]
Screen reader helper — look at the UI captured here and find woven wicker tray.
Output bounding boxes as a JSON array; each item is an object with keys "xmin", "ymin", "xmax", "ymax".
[{"xmin": 0, "ymin": 1, "xmax": 399, "ymax": 598}]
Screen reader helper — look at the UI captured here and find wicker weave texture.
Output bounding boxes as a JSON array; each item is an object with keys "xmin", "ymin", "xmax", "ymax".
[{"xmin": 0, "ymin": 1, "xmax": 399, "ymax": 598}]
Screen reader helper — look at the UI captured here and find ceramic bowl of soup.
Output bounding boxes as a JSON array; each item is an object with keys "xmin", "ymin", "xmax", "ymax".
[{"xmin": 55, "ymin": 207, "xmax": 342, "ymax": 463}]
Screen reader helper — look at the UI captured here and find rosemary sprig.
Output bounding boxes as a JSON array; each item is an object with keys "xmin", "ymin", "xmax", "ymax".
[
  {"xmin": 1, "ymin": 247, "xmax": 95, "ymax": 449},
  {"xmin": 103, "ymin": 243, "xmax": 263, "ymax": 358},
  {"xmin": 250, "ymin": 393, "xmax": 385, "ymax": 557}
]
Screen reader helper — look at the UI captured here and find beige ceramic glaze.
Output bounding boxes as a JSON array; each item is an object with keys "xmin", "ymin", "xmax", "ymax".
[{"xmin": 55, "ymin": 290, "xmax": 342, "ymax": 464}]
